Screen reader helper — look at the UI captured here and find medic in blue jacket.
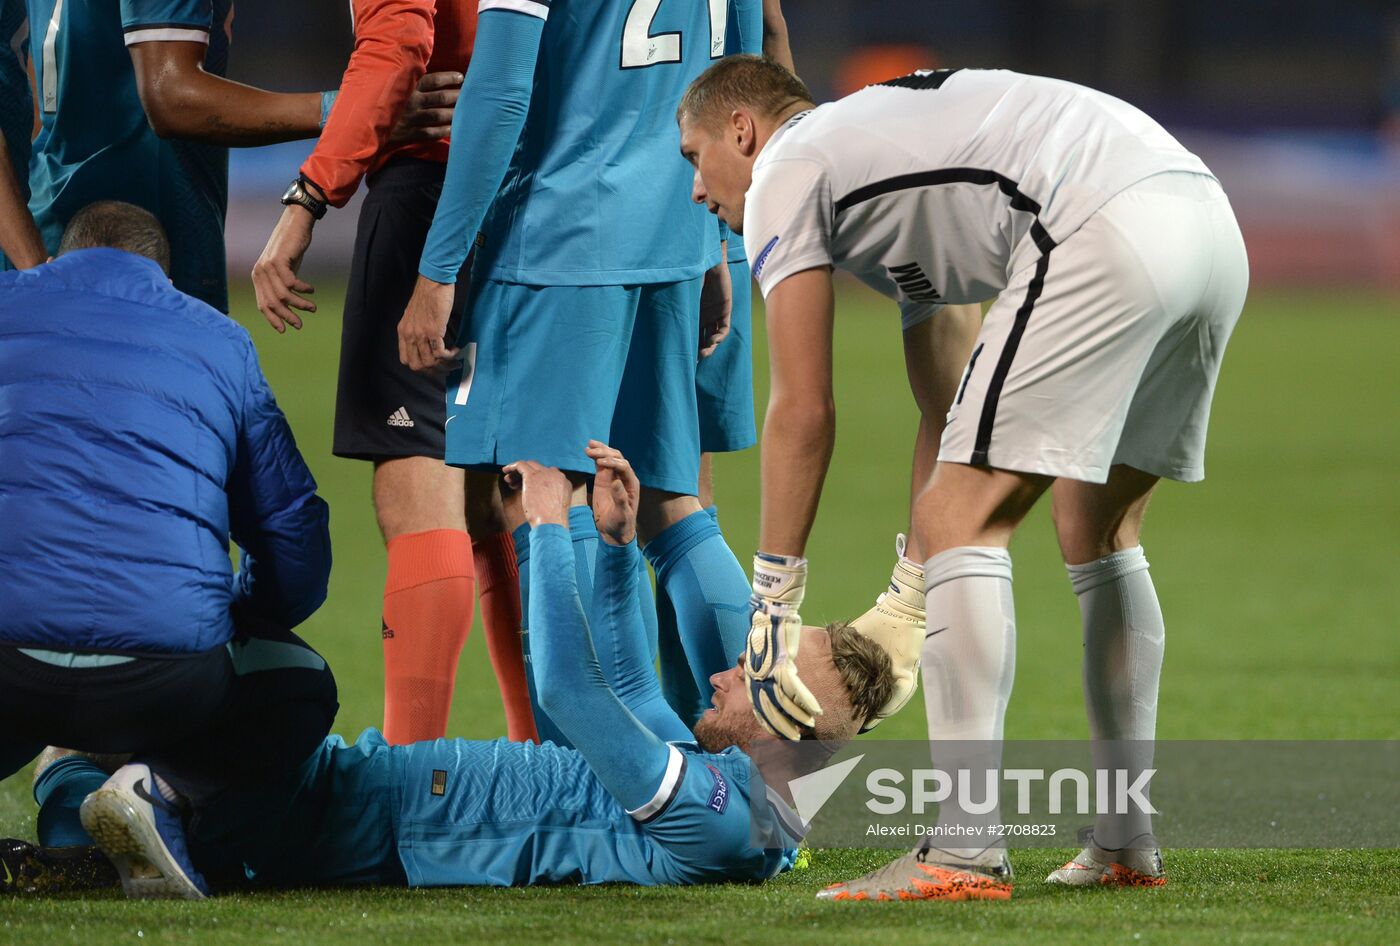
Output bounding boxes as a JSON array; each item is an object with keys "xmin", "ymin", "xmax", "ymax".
[{"xmin": 0, "ymin": 202, "xmax": 335, "ymax": 823}]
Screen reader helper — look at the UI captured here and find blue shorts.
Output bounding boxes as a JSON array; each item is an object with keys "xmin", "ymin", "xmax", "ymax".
[
  {"xmin": 696, "ymin": 262, "xmax": 757, "ymax": 454},
  {"xmin": 446, "ymin": 277, "xmax": 703, "ymax": 494}
]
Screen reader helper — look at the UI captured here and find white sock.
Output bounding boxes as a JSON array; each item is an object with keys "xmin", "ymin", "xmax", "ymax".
[
  {"xmin": 1068, "ymin": 546, "xmax": 1164, "ymax": 850},
  {"xmin": 921, "ymin": 547, "xmax": 1016, "ymax": 856}
]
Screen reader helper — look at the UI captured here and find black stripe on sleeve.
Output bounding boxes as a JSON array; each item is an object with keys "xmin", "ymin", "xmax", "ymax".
[
  {"xmin": 876, "ymin": 68, "xmax": 962, "ymax": 91},
  {"xmin": 833, "ymin": 168, "xmax": 1058, "ymax": 255},
  {"xmin": 635, "ymin": 754, "xmax": 688, "ymax": 825},
  {"xmin": 121, "ymin": 21, "xmax": 210, "ymax": 34},
  {"xmin": 835, "ymin": 168, "xmax": 1041, "ymax": 216},
  {"xmin": 970, "ymin": 251, "xmax": 1051, "ymax": 466}
]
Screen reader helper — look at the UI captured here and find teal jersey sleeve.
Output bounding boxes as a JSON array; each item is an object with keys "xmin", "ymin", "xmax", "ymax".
[
  {"xmin": 528, "ymin": 524, "xmax": 677, "ymax": 816},
  {"xmin": 119, "ymin": 0, "xmax": 213, "ymax": 39},
  {"xmin": 418, "ymin": 6, "xmax": 545, "ymax": 284}
]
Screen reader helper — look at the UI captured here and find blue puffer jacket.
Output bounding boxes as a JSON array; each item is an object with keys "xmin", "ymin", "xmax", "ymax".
[{"xmin": 0, "ymin": 248, "xmax": 330, "ymax": 655}]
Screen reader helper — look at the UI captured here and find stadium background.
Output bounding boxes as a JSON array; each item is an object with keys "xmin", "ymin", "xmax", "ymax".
[{"xmin": 2, "ymin": 1, "xmax": 1398, "ymax": 942}]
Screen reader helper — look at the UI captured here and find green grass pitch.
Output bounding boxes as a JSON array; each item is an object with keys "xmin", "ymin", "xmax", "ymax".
[{"xmin": 2, "ymin": 282, "xmax": 1397, "ymax": 944}]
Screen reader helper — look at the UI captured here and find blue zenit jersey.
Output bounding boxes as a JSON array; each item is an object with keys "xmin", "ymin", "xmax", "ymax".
[
  {"xmin": 394, "ymin": 735, "xmax": 796, "ymax": 886},
  {"xmin": 473, "ymin": 0, "xmax": 737, "ymax": 285},
  {"xmin": 234, "ymin": 730, "xmax": 798, "ymax": 889},
  {"xmin": 21, "ymin": 0, "xmax": 231, "ymax": 310},
  {"xmin": 0, "ymin": 0, "xmax": 30, "ymax": 206}
]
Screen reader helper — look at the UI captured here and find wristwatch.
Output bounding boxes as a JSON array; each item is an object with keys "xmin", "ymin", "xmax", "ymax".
[{"xmin": 281, "ymin": 177, "xmax": 328, "ymax": 220}]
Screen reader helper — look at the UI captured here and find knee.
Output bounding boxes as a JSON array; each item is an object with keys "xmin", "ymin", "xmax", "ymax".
[
  {"xmin": 375, "ymin": 499, "xmax": 450, "ymax": 544},
  {"xmin": 1052, "ymin": 501, "xmax": 1094, "ymax": 564},
  {"xmin": 372, "ymin": 458, "xmax": 467, "ymax": 541},
  {"xmin": 913, "ymin": 466, "xmax": 1045, "ymax": 554},
  {"xmin": 636, "ymin": 488, "xmax": 702, "ymax": 545},
  {"xmin": 1053, "ymin": 500, "xmax": 1136, "ymax": 566},
  {"xmin": 464, "ymin": 469, "xmax": 508, "ymax": 536}
]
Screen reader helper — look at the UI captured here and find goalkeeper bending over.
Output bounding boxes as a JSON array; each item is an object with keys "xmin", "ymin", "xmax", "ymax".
[{"xmin": 45, "ymin": 445, "xmax": 895, "ymax": 898}]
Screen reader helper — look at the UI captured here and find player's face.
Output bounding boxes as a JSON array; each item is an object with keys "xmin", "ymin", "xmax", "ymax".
[
  {"xmin": 694, "ymin": 627, "xmax": 848, "ymax": 752},
  {"xmin": 679, "ymin": 116, "xmax": 754, "ymax": 234},
  {"xmin": 694, "ymin": 654, "xmax": 760, "ymax": 752}
]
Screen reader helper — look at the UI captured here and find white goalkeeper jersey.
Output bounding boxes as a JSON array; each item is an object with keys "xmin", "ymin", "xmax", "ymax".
[{"xmin": 742, "ymin": 68, "xmax": 1214, "ymax": 327}]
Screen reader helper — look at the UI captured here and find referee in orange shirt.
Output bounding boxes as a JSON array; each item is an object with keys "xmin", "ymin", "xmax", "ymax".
[{"xmin": 252, "ymin": 0, "xmax": 535, "ymax": 745}]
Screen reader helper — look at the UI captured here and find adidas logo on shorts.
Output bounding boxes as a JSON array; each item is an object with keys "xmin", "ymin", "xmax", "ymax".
[{"xmin": 387, "ymin": 407, "xmax": 415, "ymax": 428}]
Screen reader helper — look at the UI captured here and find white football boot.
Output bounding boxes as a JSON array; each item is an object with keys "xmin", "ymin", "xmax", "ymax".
[
  {"xmin": 80, "ymin": 763, "xmax": 209, "ymax": 900},
  {"xmin": 818, "ymin": 844, "xmax": 1013, "ymax": 902},
  {"xmin": 1045, "ymin": 835, "xmax": 1166, "ymax": 888}
]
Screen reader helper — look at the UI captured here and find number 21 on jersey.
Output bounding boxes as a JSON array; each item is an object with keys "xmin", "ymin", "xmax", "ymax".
[{"xmin": 620, "ymin": 0, "xmax": 726, "ymax": 69}]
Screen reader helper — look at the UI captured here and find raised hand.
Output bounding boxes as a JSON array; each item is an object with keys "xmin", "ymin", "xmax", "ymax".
[
  {"xmin": 502, "ymin": 460, "xmax": 572, "ymax": 530},
  {"xmin": 585, "ymin": 440, "xmax": 639, "ymax": 546},
  {"xmin": 744, "ymin": 552, "xmax": 822, "ymax": 739},
  {"xmin": 846, "ymin": 535, "xmax": 926, "ymax": 732},
  {"xmin": 388, "ymin": 71, "xmax": 463, "ymax": 146}
]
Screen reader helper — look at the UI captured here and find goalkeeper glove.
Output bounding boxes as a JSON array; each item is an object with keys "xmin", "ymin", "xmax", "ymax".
[
  {"xmin": 745, "ymin": 552, "xmax": 822, "ymax": 740},
  {"xmin": 848, "ymin": 534, "xmax": 926, "ymax": 732}
]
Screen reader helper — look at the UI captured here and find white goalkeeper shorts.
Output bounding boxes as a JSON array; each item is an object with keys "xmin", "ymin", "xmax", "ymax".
[{"xmin": 939, "ymin": 171, "xmax": 1249, "ymax": 484}]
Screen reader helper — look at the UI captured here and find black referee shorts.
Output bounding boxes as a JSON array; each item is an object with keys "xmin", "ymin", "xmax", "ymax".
[{"xmin": 333, "ymin": 158, "xmax": 469, "ymax": 462}]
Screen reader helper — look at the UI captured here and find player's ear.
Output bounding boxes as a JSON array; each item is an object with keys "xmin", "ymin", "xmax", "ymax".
[{"xmin": 730, "ymin": 108, "xmax": 756, "ymax": 155}]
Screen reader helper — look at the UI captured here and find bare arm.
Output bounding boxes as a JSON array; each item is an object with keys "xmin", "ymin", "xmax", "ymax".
[
  {"xmin": 757, "ymin": 267, "xmax": 835, "ymax": 558},
  {"xmin": 762, "ymin": 0, "xmax": 794, "ymax": 71},
  {"xmin": 128, "ymin": 41, "xmax": 320, "ymax": 146},
  {"xmin": 903, "ymin": 303, "xmax": 982, "ymax": 560},
  {"xmin": 0, "ymin": 135, "xmax": 43, "ymax": 268}
]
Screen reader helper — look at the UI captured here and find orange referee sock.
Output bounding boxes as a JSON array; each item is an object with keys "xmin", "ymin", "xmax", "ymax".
[
  {"xmin": 382, "ymin": 529, "xmax": 475, "ymax": 745},
  {"xmin": 472, "ymin": 531, "xmax": 539, "ymax": 743}
]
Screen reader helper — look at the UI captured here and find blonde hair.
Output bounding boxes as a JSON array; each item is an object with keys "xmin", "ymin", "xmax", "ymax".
[
  {"xmin": 677, "ymin": 54, "xmax": 813, "ymax": 130},
  {"xmin": 822, "ymin": 621, "xmax": 894, "ymax": 736}
]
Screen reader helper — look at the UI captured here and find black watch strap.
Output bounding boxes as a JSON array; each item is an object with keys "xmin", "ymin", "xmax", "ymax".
[{"xmin": 281, "ymin": 176, "xmax": 328, "ymax": 220}]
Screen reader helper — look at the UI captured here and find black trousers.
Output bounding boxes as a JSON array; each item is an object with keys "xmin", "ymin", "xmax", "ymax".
[{"xmin": 0, "ymin": 613, "xmax": 337, "ymax": 808}]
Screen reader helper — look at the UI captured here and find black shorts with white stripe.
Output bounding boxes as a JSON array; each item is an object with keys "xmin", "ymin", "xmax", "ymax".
[{"xmin": 332, "ymin": 158, "xmax": 468, "ymax": 462}]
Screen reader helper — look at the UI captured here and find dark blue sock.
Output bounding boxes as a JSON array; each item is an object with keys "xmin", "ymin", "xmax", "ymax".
[
  {"xmin": 34, "ymin": 756, "xmax": 107, "ymax": 847},
  {"xmin": 642, "ymin": 509, "xmax": 750, "ymax": 705}
]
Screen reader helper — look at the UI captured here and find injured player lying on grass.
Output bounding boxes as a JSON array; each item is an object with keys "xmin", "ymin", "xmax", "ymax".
[{"xmin": 13, "ymin": 445, "xmax": 898, "ymax": 898}]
